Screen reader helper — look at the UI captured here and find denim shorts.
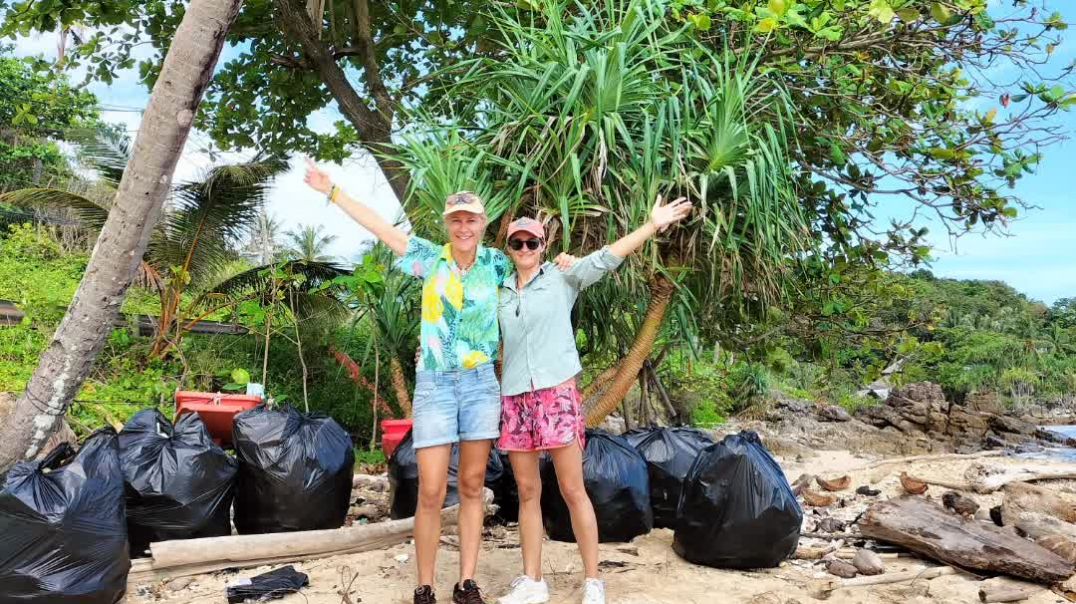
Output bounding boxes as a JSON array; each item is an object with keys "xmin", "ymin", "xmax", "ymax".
[{"xmin": 411, "ymin": 363, "xmax": 502, "ymax": 449}]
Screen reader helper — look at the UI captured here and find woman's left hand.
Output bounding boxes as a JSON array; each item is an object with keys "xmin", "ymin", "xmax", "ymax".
[
  {"xmin": 650, "ymin": 195, "xmax": 692, "ymax": 232},
  {"xmin": 554, "ymin": 253, "xmax": 579, "ymax": 271}
]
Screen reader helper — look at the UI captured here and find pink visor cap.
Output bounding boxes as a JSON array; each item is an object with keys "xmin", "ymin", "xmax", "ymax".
[{"xmin": 506, "ymin": 217, "xmax": 545, "ymax": 239}]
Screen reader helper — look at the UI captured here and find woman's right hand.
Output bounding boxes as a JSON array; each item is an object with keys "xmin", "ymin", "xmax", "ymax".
[{"xmin": 304, "ymin": 158, "xmax": 332, "ymax": 195}]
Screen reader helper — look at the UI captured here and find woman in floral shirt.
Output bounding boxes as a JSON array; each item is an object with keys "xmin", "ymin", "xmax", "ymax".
[{"xmin": 305, "ymin": 161, "xmax": 508, "ymax": 604}]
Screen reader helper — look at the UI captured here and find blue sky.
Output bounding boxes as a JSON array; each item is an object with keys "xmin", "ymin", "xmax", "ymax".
[
  {"xmin": 12, "ymin": 5, "xmax": 1076, "ymax": 304},
  {"xmin": 872, "ymin": 2, "xmax": 1076, "ymax": 305}
]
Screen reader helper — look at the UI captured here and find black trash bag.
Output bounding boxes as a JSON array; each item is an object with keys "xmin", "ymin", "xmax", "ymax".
[
  {"xmin": 628, "ymin": 427, "xmax": 713, "ymax": 528},
  {"xmin": 0, "ymin": 429, "xmax": 130, "ymax": 603},
  {"xmin": 388, "ymin": 430, "xmax": 506, "ymax": 520},
  {"xmin": 541, "ymin": 430, "xmax": 652, "ymax": 543},
  {"xmin": 491, "ymin": 451, "xmax": 519, "ymax": 523},
  {"xmin": 226, "ymin": 565, "xmax": 309, "ymax": 603},
  {"xmin": 119, "ymin": 409, "xmax": 238, "ymax": 556},
  {"xmin": 233, "ymin": 405, "xmax": 354, "ymax": 534},
  {"xmin": 622, "ymin": 428, "xmax": 651, "ymax": 448},
  {"xmin": 673, "ymin": 430, "xmax": 802, "ymax": 569}
]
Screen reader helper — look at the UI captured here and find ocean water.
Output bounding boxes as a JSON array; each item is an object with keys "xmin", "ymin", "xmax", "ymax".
[
  {"xmin": 1045, "ymin": 425, "xmax": 1076, "ymax": 440},
  {"xmin": 1026, "ymin": 425, "xmax": 1076, "ymax": 461}
]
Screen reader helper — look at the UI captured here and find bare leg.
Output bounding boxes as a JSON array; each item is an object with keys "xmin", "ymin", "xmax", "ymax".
[
  {"xmin": 457, "ymin": 439, "xmax": 492, "ymax": 582},
  {"xmin": 415, "ymin": 444, "xmax": 452, "ymax": 587},
  {"xmin": 550, "ymin": 443, "xmax": 599, "ymax": 578},
  {"xmin": 508, "ymin": 450, "xmax": 544, "ymax": 579}
]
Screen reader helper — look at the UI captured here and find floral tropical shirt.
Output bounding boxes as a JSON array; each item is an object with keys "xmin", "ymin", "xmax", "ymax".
[{"xmin": 395, "ymin": 235, "xmax": 512, "ymax": 372}]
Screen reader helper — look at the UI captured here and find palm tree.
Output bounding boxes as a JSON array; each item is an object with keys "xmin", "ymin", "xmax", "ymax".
[
  {"xmin": 394, "ymin": 0, "xmax": 810, "ymax": 424},
  {"xmin": 5, "ymin": 150, "xmax": 284, "ymax": 356},
  {"xmin": 242, "ymin": 210, "xmax": 287, "ymax": 265},
  {"xmin": 285, "ymin": 224, "xmax": 338, "ymax": 262}
]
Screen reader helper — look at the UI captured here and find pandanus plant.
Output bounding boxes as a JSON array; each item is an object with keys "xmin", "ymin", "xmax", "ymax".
[{"xmin": 392, "ymin": 0, "xmax": 811, "ymax": 424}]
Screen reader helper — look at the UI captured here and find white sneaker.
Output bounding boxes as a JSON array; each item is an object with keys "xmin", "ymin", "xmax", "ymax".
[
  {"xmin": 581, "ymin": 578, "xmax": 605, "ymax": 604},
  {"xmin": 498, "ymin": 575, "xmax": 550, "ymax": 604}
]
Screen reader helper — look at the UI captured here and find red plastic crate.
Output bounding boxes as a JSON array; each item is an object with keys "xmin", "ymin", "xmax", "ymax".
[
  {"xmin": 381, "ymin": 419, "xmax": 413, "ymax": 459},
  {"xmin": 175, "ymin": 391, "xmax": 263, "ymax": 447}
]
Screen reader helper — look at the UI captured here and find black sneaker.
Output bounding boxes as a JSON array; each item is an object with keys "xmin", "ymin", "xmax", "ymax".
[
  {"xmin": 414, "ymin": 585, "xmax": 436, "ymax": 604},
  {"xmin": 452, "ymin": 579, "xmax": 485, "ymax": 604}
]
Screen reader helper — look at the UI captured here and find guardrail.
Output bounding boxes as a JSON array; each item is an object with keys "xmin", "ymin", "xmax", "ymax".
[{"xmin": 0, "ymin": 300, "xmax": 247, "ymax": 335}]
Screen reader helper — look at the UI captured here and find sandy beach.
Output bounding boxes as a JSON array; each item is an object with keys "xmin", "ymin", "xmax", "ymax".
[{"xmin": 128, "ymin": 446, "xmax": 1073, "ymax": 604}]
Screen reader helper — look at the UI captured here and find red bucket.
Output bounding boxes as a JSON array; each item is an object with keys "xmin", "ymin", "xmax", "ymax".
[
  {"xmin": 381, "ymin": 419, "xmax": 413, "ymax": 459},
  {"xmin": 175, "ymin": 391, "xmax": 263, "ymax": 447}
]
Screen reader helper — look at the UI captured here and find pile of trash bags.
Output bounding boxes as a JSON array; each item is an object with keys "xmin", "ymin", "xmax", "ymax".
[
  {"xmin": 388, "ymin": 430, "xmax": 505, "ymax": 520},
  {"xmin": 673, "ymin": 430, "xmax": 801, "ymax": 569},
  {"xmin": 119, "ymin": 410, "xmax": 237, "ymax": 556},
  {"xmin": 625, "ymin": 427, "xmax": 713, "ymax": 528},
  {"xmin": 541, "ymin": 430, "xmax": 652, "ymax": 543},
  {"xmin": 0, "ymin": 429, "xmax": 130, "ymax": 603},
  {"xmin": 233, "ymin": 405, "xmax": 355, "ymax": 533}
]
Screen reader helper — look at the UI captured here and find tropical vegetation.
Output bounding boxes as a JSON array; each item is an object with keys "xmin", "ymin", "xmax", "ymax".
[{"xmin": 0, "ymin": 0, "xmax": 1073, "ymax": 470}]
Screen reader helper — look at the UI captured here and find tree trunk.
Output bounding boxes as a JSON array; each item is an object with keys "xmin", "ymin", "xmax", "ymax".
[
  {"xmin": 390, "ymin": 356, "xmax": 411, "ymax": 417},
  {"xmin": 272, "ymin": 0, "xmax": 410, "ymax": 202},
  {"xmin": 0, "ymin": 0, "xmax": 244, "ymax": 472},
  {"xmin": 582, "ymin": 365, "xmax": 619, "ymax": 402},
  {"xmin": 586, "ymin": 275, "xmax": 675, "ymax": 427}
]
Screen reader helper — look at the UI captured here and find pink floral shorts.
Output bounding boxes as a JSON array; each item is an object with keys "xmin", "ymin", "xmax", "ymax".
[{"xmin": 498, "ymin": 379, "xmax": 586, "ymax": 452}]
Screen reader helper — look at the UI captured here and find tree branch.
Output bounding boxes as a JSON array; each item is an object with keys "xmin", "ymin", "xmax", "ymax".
[
  {"xmin": 351, "ymin": 0, "xmax": 394, "ymax": 122},
  {"xmin": 271, "ymin": 0, "xmax": 409, "ymax": 200}
]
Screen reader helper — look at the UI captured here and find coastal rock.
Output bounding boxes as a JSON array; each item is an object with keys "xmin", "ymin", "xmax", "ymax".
[
  {"xmin": 826, "ymin": 559, "xmax": 858, "ymax": 578},
  {"xmin": 818, "ymin": 405, "xmax": 852, "ymax": 423},
  {"xmin": 990, "ymin": 415, "xmax": 1036, "ymax": 436},
  {"xmin": 852, "ymin": 549, "xmax": 885, "ymax": 575}
]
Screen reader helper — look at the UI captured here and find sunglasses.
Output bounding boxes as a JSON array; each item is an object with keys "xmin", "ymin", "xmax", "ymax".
[
  {"xmin": 508, "ymin": 238, "xmax": 542, "ymax": 251},
  {"xmin": 446, "ymin": 192, "xmax": 478, "ymax": 206}
]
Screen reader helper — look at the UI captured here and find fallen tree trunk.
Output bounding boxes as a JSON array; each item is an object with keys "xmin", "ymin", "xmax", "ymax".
[
  {"xmin": 966, "ymin": 462, "xmax": 1076, "ymax": 494},
  {"xmin": 859, "ymin": 497, "xmax": 1074, "ymax": 584}
]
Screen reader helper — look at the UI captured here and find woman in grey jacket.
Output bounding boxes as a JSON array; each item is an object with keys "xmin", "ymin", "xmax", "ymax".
[{"xmin": 494, "ymin": 197, "xmax": 691, "ymax": 604}]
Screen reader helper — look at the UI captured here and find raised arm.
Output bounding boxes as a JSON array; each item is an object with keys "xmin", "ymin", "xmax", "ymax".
[
  {"xmin": 557, "ymin": 195, "xmax": 692, "ymax": 290},
  {"xmin": 608, "ymin": 195, "xmax": 692, "ymax": 258},
  {"xmin": 304, "ymin": 158, "xmax": 410, "ymax": 256}
]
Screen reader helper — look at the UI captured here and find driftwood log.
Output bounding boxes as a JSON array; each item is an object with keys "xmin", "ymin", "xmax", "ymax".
[
  {"xmin": 130, "ymin": 489, "xmax": 493, "ymax": 583},
  {"xmin": 966, "ymin": 462, "xmax": 1076, "ymax": 494},
  {"xmin": 1002, "ymin": 482, "xmax": 1076, "ymax": 524},
  {"xmin": 810, "ymin": 566, "xmax": 959, "ymax": 597},
  {"xmin": 859, "ymin": 497, "xmax": 1074, "ymax": 584}
]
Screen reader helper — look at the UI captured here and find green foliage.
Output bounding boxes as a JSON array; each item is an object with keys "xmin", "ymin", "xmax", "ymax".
[
  {"xmin": 0, "ymin": 224, "xmax": 86, "ymax": 324},
  {"xmin": 725, "ymin": 361, "xmax": 771, "ymax": 415},
  {"xmin": 354, "ymin": 447, "xmax": 387, "ymax": 470},
  {"xmin": 0, "ymin": 46, "xmax": 101, "ymax": 192},
  {"xmin": 7, "ymin": 1, "xmax": 1068, "ymax": 269}
]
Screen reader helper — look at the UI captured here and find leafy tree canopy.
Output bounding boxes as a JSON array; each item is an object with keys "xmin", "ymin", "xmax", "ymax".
[
  {"xmin": 3, "ymin": 1, "xmax": 1071, "ymax": 263},
  {"xmin": 0, "ymin": 44, "xmax": 100, "ymax": 192}
]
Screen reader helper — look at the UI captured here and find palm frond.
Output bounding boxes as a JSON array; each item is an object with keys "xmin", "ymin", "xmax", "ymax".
[
  {"xmin": 149, "ymin": 158, "xmax": 285, "ymax": 289},
  {"xmin": 200, "ymin": 259, "xmax": 346, "ymax": 302},
  {"xmin": 69, "ymin": 127, "xmax": 132, "ymax": 187},
  {"xmin": 0, "ymin": 188, "xmax": 109, "ymax": 230}
]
